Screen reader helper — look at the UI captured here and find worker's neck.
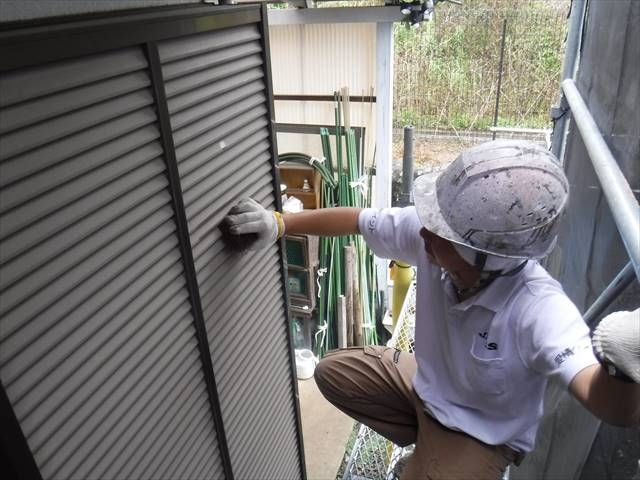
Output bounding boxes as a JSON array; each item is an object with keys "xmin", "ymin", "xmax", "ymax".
[{"xmin": 452, "ymin": 277, "xmax": 493, "ymax": 302}]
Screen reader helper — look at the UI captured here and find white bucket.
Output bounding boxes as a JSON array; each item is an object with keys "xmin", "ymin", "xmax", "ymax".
[{"xmin": 295, "ymin": 348, "xmax": 317, "ymax": 380}]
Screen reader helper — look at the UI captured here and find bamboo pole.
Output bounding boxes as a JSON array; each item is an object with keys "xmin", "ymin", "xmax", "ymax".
[
  {"xmin": 351, "ymin": 242, "xmax": 364, "ymax": 347},
  {"xmin": 344, "ymin": 243, "xmax": 355, "ymax": 346}
]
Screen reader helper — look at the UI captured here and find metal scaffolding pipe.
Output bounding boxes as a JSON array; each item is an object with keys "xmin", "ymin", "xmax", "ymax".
[
  {"xmin": 562, "ymin": 79, "xmax": 640, "ymax": 281},
  {"xmin": 583, "ymin": 262, "xmax": 636, "ymax": 328}
]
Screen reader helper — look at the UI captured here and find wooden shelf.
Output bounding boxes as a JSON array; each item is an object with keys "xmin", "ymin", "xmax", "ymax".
[{"xmin": 278, "ymin": 163, "xmax": 322, "ymax": 210}]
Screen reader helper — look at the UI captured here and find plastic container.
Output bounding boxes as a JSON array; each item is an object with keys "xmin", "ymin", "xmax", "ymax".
[{"xmin": 295, "ymin": 348, "xmax": 317, "ymax": 380}]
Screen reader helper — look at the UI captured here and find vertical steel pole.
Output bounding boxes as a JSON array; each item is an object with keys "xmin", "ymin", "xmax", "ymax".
[
  {"xmin": 492, "ymin": 18, "xmax": 507, "ymax": 140},
  {"xmin": 402, "ymin": 124, "xmax": 414, "ymax": 205},
  {"xmin": 551, "ymin": 0, "xmax": 587, "ymax": 159}
]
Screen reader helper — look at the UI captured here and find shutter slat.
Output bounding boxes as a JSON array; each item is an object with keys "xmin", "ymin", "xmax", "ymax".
[
  {"xmin": 15, "ymin": 294, "xmax": 192, "ymax": 430},
  {"xmin": 1, "ymin": 200, "xmax": 175, "ymax": 326},
  {"xmin": 201, "ymin": 258, "xmax": 280, "ymax": 336},
  {"xmin": 103, "ymin": 362, "xmax": 203, "ymax": 480},
  {"xmin": 191, "ymin": 182, "xmax": 273, "ymax": 274},
  {"xmin": 151, "ymin": 393, "xmax": 219, "ymax": 478},
  {"xmin": 8, "ymin": 260, "xmax": 185, "ymax": 410},
  {"xmin": 72, "ymin": 341, "xmax": 200, "ymax": 480},
  {"xmin": 142, "ymin": 396, "xmax": 212, "ymax": 480},
  {"xmin": 0, "ymin": 107, "xmax": 159, "ymax": 187},
  {"xmin": 0, "ymin": 216, "xmax": 178, "ymax": 371},
  {"xmin": 161, "ymin": 38, "xmax": 261, "ymax": 84},
  {"xmin": 2, "ymin": 91, "xmax": 155, "ymax": 159},
  {"xmin": 39, "ymin": 309, "xmax": 195, "ymax": 478},
  {"xmin": 1, "ymin": 177, "xmax": 169, "ymax": 291},
  {"xmin": 157, "ymin": 24, "xmax": 261, "ymax": 64},
  {"xmin": 165, "ymin": 55, "xmax": 263, "ymax": 104},
  {"xmin": 175, "ymin": 108, "xmax": 267, "ymax": 169},
  {"xmin": 1, "ymin": 147, "xmax": 165, "ymax": 268},
  {"xmin": 0, "ymin": 70, "xmax": 151, "ymax": 135},
  {"xmin": 115, "ymin": 372, "xmax": 207, "ymax": 479},
  {"xmin": 0, "ymin": 125, "xmax": 160, "ymax": 214},
  {"xmin": 0, "ymin": 47, "xmax": 148, "ymax": 108},
  {"xmin": 0, "ymin": 163, "xmax": 167, "ymax": 262},
  {"xmin": 219, "ymin": 306, "xmax": 287, "ymax": 410},
  {"xmin": 180, "ymin": 130, "xmax": 269, "ymax": 194},
  {"xmin": 238, "ymin": 394, "xmax": 297, "ymax": 479},
  {"xmin": 1, "ymin": 241, "xmax": 183, "ymax": 388},
  {"xmin": 182, "ymin": 139, "xmax": 270, "ymax": 209},
  {"xmin": 170, "ymin": 81, "xmax": 265, "ymax": 132}
]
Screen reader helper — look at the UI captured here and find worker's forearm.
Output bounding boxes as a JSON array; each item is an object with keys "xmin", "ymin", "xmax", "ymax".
[
  {"xmin": 283, "ymin": 207, "xmax": 362, "ymax": 237},
  {"xmin": 570, "ymin": 364, "xmax": 640, "ymax": 426}
]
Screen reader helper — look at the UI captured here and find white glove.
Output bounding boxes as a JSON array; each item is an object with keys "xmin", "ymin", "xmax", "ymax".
[
  {"xmin": 222, "ymin": 198, "xmax": 284, "ymax": 250},
  {"xmin": 592, "ymin": 308, "xmax": 640, "ymax": 383}
]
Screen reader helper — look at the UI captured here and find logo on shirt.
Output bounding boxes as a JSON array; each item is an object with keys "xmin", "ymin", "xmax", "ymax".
[
  {"xmin": 478, "ymin": 331, "xmax": 498, "ymax": 351},
  {"xmin": 367, "ymin": 213, "xmax": 377, "ymax": 233},
  {"xmin": 554, "ymin": 347, "xmax": 574, "ymax": 366}
]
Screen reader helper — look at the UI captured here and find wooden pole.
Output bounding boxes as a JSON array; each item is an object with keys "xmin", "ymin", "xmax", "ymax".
[
  {"xmin": 344, "ymin": 244, "xmax": 355, "ymax": 346},
  {"xmin": 351, "ymin": 242, "xmax": 364, "ymax": 346},
  {"xmin": 337, "ymin": 295, "xmax": 347, "ymax": 349}
]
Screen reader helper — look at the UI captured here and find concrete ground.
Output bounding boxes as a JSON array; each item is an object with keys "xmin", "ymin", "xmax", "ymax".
[{"xmin": 298, "ymin": 377, "xmax": 355, "ymax": 480}]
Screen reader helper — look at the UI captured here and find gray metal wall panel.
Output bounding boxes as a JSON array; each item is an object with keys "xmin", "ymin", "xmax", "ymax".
[
  {"xmin": 159, "ymin": 25, "xmax": 303, "ymax": 480},
  {"xmin": 0, "ymin": 46, "xmax": 223, "ymax": 480}
]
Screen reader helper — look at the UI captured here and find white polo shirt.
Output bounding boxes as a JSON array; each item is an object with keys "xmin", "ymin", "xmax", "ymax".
[{"xmin": 358, "ymin": 207, "xmax": 598, "ymax": 452}]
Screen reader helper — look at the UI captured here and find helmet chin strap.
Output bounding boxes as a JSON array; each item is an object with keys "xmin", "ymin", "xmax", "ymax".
[
  {"xmin": 454, "ymin": 256, "xmax": 528, "ymax": 297},
  {"xmin": 474, "ymin": 251, "xmax": 488, "ymax": 270}
]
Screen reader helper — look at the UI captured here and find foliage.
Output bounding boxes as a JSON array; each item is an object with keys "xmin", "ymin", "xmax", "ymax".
[{"xmin": 394, "ymin": 0, "xmax": 570, "ymax": 131}]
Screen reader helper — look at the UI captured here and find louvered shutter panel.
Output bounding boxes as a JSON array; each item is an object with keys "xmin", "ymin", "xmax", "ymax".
[
  {"xmin": 0, "ymin": 5, "xmax": 304, "ymax": 480},
  {"xmin": 158, "ymin": 25, "xmax": 302, "ymax": 480},
  {"xmin": 0, "ymin": 47, "xmax": 224, "ymax": 479}
]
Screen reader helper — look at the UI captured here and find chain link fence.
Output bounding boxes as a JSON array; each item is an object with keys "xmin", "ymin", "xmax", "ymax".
[{"xmin": 394, "ymin": 1, "xmax": 570, "ymax": 132}]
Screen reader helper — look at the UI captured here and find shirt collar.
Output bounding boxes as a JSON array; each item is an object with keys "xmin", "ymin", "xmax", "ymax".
[{"xmin": 448, "ymin": 261, "xmax": 531, "ymax": 312}]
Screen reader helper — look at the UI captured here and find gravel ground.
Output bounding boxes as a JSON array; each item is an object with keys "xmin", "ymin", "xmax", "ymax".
[{"xmin": 391, "ymin": 129, "xmax": 550, "ymax": 171}]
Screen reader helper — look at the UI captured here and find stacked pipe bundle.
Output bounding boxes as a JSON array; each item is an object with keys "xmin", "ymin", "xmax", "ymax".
[
  {"xmin": 313, "ymin": 90, "xmax": 379, "ymax": 357},
  {"xmin": 277, "ymin": 92, "xmax": 380, "ymax": 356}
]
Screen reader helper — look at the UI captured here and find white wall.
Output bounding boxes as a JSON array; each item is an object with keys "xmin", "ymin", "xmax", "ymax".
[{"xmin": 269, "ymin": 22, "xmax": 378, "ymax": 171}]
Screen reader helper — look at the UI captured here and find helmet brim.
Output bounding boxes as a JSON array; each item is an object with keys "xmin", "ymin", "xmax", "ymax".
[{"xmin": 413, "ymin": 171, "xmax": 459, "ymax": 241}]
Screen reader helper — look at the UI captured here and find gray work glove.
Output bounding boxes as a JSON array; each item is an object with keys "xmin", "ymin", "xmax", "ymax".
[
  {"xmin": 222, "ymin": 198, "xmax": 284, "ymax": 250},
  {"xmin": 592, "ymin": 309, "xmax": 640, "ymax": 383}
]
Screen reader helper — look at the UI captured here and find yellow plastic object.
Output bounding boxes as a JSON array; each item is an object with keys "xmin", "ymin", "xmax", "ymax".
[{"xmin": 390, "ymin": 260, "xmax": 413, "ymax": 328}]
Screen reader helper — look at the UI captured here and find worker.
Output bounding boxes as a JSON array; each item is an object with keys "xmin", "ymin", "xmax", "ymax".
[{"xmin": 223, "ymin": 140, "xmax": 640, "ymax": 479}]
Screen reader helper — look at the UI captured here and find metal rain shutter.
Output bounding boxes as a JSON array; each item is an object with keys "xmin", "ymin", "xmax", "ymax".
[
  {"xmin": 0, "ymin": 47, "xmax": 223, "ymax": 479},
  {"xmin": 158, "ymin": 25, "xmax": 302, "ymax": 480}
]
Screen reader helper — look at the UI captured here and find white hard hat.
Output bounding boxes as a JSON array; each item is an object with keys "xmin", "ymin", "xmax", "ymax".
[{"xmin": 413, "ymin": 140, "xmax": 569, "ymax": 259}]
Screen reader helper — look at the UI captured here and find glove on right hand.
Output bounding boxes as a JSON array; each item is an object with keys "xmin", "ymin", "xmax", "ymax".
[
  {"xmin": 592, "ymin": 308, "xmax": 640, "ymax": 383},
  {"xmin": 222, "ymin": 198, "xmax": 280, "ymax": 250}
]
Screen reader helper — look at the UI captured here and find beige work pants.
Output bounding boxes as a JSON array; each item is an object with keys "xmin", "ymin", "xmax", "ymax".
[{"xmin": 314, "ymin": 345, "xmax": 521, "ymax": 480}]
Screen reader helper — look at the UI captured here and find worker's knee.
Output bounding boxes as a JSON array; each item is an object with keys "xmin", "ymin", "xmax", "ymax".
[
  {"xmin": 313, "ymin": 349, "xmax": 341, "ymax": 394},
  {"xmin": 313, "ymin": 348, "xmax": 361, "ymax": 401}
]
